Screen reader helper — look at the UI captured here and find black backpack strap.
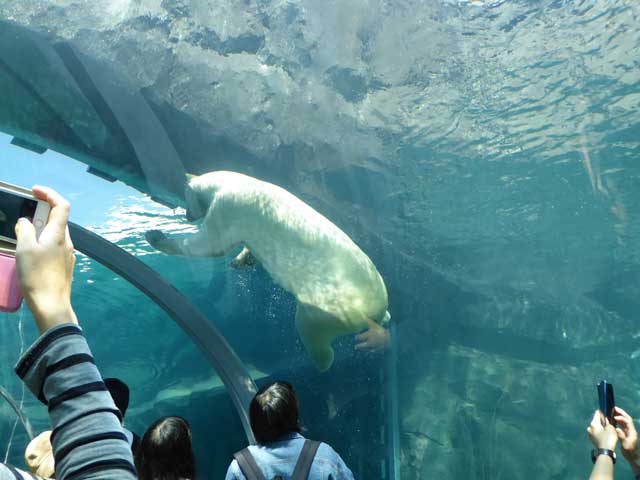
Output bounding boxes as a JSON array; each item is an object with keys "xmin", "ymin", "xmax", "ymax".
[
  {"xmin": 291, "ymin": 440, "xmax": 321, "ymax": 480},
  {"xmin": 233, "ymin": 447, "xmax": 267, "ymax": 480}
]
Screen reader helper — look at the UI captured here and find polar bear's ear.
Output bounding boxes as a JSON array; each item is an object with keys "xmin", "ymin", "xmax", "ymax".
[{"xmin": 185, "ymin": 173, "xmax": 196, "ymax": 184}]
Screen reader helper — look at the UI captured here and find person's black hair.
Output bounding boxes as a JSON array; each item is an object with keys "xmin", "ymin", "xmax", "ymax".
[
  {"xmin": 135, "ymin": 416, "xmax": 196, "ymax": 480},
  {"xmin": 250, "ymin": 381, "xmax": 302, "ymax": 444},
  {"xmin": 104, "ymin": 378, "xmax": 130, "ymax": 418}
]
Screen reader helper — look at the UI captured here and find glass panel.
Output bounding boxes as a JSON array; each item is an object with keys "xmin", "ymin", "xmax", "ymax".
[
  {"xmin": 1, "ymin": 2, "xmax": 639, "ymax": 479},
  {"xmin": 0, "ymin": 140, "xmax": 250, "ymax": 477},
  {"xmin": 0, "ymin": 242, "xmax": 237, "ymax": 474}
]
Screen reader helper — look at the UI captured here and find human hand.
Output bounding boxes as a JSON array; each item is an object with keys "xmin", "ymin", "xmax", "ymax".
[
  {"xmin": 614, "ymin": 406, "xmax": 640, "ymax": 473},
  {"xmin": 15, "ymin": 186, "xmax": 77, "ymax": 333},
  {"xmin": 588, "ymin": 410, "xmax": 618, "ymax": 451},
  {"xmin": 355, "ymin": 319, "xmax": 390, "ymax": 353}
]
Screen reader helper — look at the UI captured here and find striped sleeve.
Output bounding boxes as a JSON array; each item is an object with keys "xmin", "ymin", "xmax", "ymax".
[{"xmin": 11, "ymin": 323, "xmax": 137, "ymax": 479}]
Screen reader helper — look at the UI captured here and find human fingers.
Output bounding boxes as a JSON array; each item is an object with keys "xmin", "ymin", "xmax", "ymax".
[
  {"xmin": 614, "ymin": 406, "xmax": 636, "ymax": 439},
  {"xmin": 15, "ymin": 218, "xmax": 37, "ymax": 251},
  {"xmin": 354, "ymin": 340, "xmax": 371, "ymax": 350},
  {"xmin": 621, "ymin": 410, "xmax": 636, "ymax": 436},
  {"xmin": 32, "ymin": 186, "xmax": 70, "ymax": 233},
  {"xmin": 64, "ymin": 226, "xmax": 74, "ymax": 251},
  {"xmin": 615, "ymin": 406, "xmax": 632, "ymax": 420},
  {"xmin": 614, "ymin": 414, "xmax": 631, "ymax": 429},
  {"xmin": 595, "ymin": 410, "xmax": 608, "ymax": 429},
  {"xmin": 590, "ymin": 410, "xmax": 602, "ymax": 429}
]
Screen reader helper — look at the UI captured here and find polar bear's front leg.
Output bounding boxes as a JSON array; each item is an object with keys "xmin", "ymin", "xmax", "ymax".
[
  {"xmin": 145, "ymin": 229, "xmax": 234, "ymax": 257},
  {"xmin": 145, "ymin": 230, "xmax": 185, "ymax": 255}
]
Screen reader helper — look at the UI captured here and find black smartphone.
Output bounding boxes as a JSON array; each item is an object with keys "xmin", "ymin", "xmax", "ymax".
[{"xmin": 597, "ymin": 380, "xmax": 615, "ymax": 425}]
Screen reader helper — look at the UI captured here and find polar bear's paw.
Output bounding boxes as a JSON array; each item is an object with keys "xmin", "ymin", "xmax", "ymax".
[
  {"xmin": 230, "ymin": 246, "xmax": 258, "ymax": 269},
  {"xmin": 145, "ymin": 229, "xmax": 167, "ymax": 248},
  {"xmin": 146, "ymin": 230, "xmax": 182, "ymax": 255}
]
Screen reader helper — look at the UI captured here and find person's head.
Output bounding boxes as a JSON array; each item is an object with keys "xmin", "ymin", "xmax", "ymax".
[
  {"xmin": 135, "ymin": 416, "xmax": 195, "ymax": 480},
  {"xmin": 250, "ymin": 381, "xmax": 301, "ymax": 444},
  {"xmin": 104, "ymin": 378, "xmax": 130, "ymax": 419},
  {"xmin": 25, "ymin": 430, "xmax": 55, "ymax": 478}
]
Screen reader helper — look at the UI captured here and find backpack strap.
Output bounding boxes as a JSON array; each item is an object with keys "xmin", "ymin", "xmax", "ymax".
[
  {"xmin": 233, "ymin": 447, "xmax": 267, "ymax": 480},
  {"xmin": 291, "ymin": 440, "xmax": 321, "ymax": 480}
]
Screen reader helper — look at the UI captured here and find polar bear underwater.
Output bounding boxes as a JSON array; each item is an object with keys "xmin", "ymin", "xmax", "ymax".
[{"xmin": 145, "ymin": 171, "xmax": 390, "ymax": 371}]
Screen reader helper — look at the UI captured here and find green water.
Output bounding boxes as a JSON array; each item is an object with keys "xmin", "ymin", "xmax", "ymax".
[{"xmin": 0, "ymin": 1, "xmax": 640, "ymax": 478}]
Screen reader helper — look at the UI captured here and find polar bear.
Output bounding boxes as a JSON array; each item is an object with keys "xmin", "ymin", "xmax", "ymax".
[{"xmin": 145, "ymin": 171, "xmax": 390, "ymax": 371}]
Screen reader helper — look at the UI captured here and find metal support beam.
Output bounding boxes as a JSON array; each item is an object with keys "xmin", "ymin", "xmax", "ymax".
[{"xmin": 385, "ymin": 323, "xmax": 401, "ymax": 480}]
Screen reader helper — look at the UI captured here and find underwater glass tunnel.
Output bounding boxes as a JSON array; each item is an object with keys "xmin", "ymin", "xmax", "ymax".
[{"xmin": 0, "ymin": 1, "xmax": 639, "ymax": 478}]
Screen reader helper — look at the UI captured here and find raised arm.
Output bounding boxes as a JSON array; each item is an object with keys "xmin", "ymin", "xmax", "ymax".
[
  {"xmin": 0, "ymin": 186, "xmax": 136, "ymax": 479},
  {"xmin": 587, "ymin": 410, "xmax": 617, "ymax": 480}
]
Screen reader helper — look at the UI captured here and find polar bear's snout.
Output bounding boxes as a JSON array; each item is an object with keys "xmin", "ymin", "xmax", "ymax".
[
  {"xmin": 185, "ymin": 184, "xmax": 207, "ymax": 222},
  {"xmin": 186, "ymin": 207, "xmax": 203, "ymax": 222}
]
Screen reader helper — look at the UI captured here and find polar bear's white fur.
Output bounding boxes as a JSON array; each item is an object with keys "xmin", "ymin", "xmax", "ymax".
[{"xmin": 146, "ymin": 171, "xmax": 390, "ymax": 371}]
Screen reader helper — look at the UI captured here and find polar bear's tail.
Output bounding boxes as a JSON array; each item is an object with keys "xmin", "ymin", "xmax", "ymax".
[{"xmin": 381, "ymin": 310, "xmax": 391, "ymax": 325}]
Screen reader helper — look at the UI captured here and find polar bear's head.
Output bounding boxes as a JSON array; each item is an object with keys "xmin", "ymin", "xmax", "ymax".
[
  {"xmin": 184, "ymin": 174, "xmax": 209, "ymax": 221},
  {"xmin": 184, "ymin": 171, "xmax": 240, "ymax": 221}
]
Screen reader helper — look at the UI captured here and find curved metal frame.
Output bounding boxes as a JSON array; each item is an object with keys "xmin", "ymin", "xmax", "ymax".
[
  {"xmin": 69, "ymin": 222, "xmax": 257, "ymax": 444},
  {"xmin": 0, "ymin": 386, "xmax": 33, "ymax": 441}
]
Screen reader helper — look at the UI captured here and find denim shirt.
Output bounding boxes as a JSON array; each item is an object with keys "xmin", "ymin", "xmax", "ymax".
[{"xmin": 225, "ymin": 433, "xmax": 355, "ymax": 480}]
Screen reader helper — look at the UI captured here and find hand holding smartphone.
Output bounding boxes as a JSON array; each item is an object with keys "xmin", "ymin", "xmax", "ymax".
[
  {"xmin": 598, "ymin": 380, "xmax": 616, "ymax": 426},
  {"xmin": 0, "ymin": 182, "xmax": 50, "ymax": 248},
  {"xmin": 0, "ymin": 182, "xmax": 50, "ymax": 312}
]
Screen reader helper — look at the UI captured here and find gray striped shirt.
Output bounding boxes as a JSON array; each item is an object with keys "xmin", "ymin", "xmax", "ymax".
[{"xmin": 1, "ymin": 323, "xmax": 137, "ymax": 479}]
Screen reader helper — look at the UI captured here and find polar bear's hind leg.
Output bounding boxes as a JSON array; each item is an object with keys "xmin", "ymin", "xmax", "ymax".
[{"xmin": 295, "ymin": 303, "xmax": 354, "ymax": 372}]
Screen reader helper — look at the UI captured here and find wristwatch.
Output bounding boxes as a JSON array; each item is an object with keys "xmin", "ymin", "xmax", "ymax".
[{"xmin": 591, "ymin": 448, "xmax": 616, "ymax": 464}]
